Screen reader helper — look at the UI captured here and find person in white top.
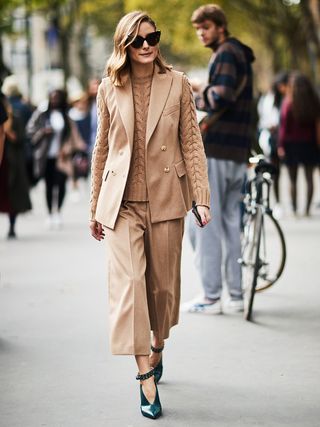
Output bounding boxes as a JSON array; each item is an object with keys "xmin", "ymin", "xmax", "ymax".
[
  {"xmin": 257, "ymin": 71, "xmax": 289, "ymax": 216},
  {"xmin": 258, "ymin": 90, "xmax": 280, "ymax": 157},
  {"xmin": 27, "ymin": 89, "xmax": 85, "ymax": 228}
]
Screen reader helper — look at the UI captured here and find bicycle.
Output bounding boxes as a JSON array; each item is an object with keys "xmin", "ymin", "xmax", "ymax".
[{"xmin": 239, "ymin": 155, "xmax": 286, "ymax": 321}]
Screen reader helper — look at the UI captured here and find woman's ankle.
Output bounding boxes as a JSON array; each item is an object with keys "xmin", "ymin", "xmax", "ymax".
[{"xmin": 151, "ymin": 337, "xmax": 164, "ymax": 351}]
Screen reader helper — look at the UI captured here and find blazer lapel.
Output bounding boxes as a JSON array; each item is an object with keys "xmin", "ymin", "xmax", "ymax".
[
  {"xmin": 114, "ymin": 77, "xmax": 134, "ymax": 150},
  {"xmin": 146, "ymin": 67, "xmax": 173, "ymax": 145}
]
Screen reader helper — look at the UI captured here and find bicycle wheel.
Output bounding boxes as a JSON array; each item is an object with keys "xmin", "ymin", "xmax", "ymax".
[
  {"xmin": 255, "ymin": 212, "xmax": 286, "ymax": 292},
  {"xmin": 242, "ymin": 209, "xmax": 262, "ymax": 321},
  {"xmin": 241, "ymin": 211, "xmax": 286, "ymax": 293}
]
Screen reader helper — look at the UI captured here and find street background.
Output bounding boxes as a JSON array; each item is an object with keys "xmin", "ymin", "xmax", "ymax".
[
  {"xmin": 1, "ymin": 1, "xmax": 320, "ymax": 425},
  {"xmin": 1, "ymin": 168, "xmax": 320, "ymax": 427},
  {"xmin": 1, "ymin": 1, "xmax": 320, "ymax": 102}
]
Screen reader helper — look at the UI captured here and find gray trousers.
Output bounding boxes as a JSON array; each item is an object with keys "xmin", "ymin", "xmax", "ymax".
[{"xmin": 188, "ymin": 158, "xmax": 246, "ymax": 300}]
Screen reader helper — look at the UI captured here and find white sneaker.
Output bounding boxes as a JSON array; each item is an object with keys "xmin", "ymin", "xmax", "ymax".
[
  {"xmin": 52, "ymin": 213, "xmax": 63, "ymax": 229},
  {"xmin": 45, "ymin": 215, "xmax": 54, "ymax": 230},
  {"xmin": 180, "ymin": 295, "xmax": 222, "ymax": 314},
  {"xmin": 224, "ymin": 298, "xmax": 244, "ymax": 312}
]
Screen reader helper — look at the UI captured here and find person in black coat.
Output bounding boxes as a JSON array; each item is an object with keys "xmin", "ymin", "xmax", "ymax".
[
  {"xmin": 0, "ymin": 93, "xmax": 8, "ymax": 165},
  {"xmin": 0, "ymin": 81, "xmax": 32, "ymax": 238}
]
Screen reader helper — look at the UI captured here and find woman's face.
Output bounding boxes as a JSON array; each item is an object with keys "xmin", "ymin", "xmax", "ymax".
[
  {"xmin": 287, "ymin": 78, "xmax": 295, "ymax": 99},
  {"xmin": 277, "ymin": 82, "xmax": 289, "ymax": 97},
  {"xmin": 127, "ymin": 21, "xmax": 159, "ymax": 67},
  {"xmin": 50, "ymin": 91, "xmax": 64, "ymax": 109}
]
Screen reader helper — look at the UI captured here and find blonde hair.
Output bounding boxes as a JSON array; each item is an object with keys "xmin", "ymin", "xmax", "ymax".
[{"xmin": 106, "ymin": 11, "xmax": 171, "ymax": 87}]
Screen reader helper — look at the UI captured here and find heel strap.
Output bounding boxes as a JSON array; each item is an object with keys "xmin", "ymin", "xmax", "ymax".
[
  {"xmin": 136, "ymin": 368, "xmax": 155, "ymax": 381},
  {"xmin": 151, "ymin": 344, "xmax": 164, "ymax": 353}
]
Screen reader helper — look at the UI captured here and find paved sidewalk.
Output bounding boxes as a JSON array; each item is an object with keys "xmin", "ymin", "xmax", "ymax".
[{"xmin": 1, "ymin": 174, "xmax": 320, "ymax": 427}]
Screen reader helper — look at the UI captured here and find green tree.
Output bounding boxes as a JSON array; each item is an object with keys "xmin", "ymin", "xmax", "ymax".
[
  {"xmin": 3, "ymin": 0, "xmax": 320, "ymax": 91},
  {"xmin": 229, "ymin": 0, "xmax": 320, "ymax": 81},
  {"xmin": 124, "ymin": 0, "xmax": 320, "ymax": 82},
  {"xmin": 125, "ymin": 0, "xmax": 213, "ymax": 66},
  {"xmin": 0, "ymin": 0, "xmax": 23, "ymax": 82}
]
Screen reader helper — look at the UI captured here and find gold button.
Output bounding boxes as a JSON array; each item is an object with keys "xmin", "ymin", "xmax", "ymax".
[
  {"xmin": 164, "ymin": 167, "xmax": 170, "ymax": 173},
  {"xmin": 161, "ymin": 145, "xmax": 167, "ymax": 151}
]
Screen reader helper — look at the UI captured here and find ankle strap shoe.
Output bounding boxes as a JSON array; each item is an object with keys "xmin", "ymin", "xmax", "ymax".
[{"xmin": 136, "ymin": 369, "xmax": 162, "ymax": 419}]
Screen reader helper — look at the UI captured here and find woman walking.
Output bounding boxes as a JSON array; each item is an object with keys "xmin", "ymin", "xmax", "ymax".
[
  {"xmin": 0, "ymin": 96, "xmax": 7, "ymax": 165},
  {"xmin": 27, "ymin": 89, "xmax": 85, "ymax": 228},
  {"xmin": 0, "ymin": 91, "xmax": 32, "ymax": 238},
  {"xmin": 278, "ymin": 72, "xmax": 320, "ymax": 216},
  {"xmin": 90, "ymin": 11, "xmax": 211, "ymax": 419}
]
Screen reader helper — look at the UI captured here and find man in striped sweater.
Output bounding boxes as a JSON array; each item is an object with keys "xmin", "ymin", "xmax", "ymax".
[{"xmin": 182, "ymin": 4, "xmax": 255, "ymax": 314}]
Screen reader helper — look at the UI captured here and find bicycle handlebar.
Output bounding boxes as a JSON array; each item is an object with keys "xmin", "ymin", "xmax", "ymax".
[{"xmin": 249, "ymin": 154, "xmax": 278, "ymax": 176}]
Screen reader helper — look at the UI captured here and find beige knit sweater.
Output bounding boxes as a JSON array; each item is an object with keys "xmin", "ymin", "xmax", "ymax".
[
  {"xmin": 90, "ymin": 73, "xmax": 210, "ymax": 220},
  {"xmin": 123, "ymin": 73, "xmax": 152, "ymax": 201}
]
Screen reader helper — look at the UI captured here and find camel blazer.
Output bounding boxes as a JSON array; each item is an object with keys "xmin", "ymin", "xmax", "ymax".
[{"xmin": 90, "ymin": 66, "xmax": 210, "ymax": 229}]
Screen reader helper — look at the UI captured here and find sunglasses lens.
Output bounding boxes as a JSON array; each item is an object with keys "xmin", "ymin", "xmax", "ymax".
[
  {"xmin": 129, "ymin": 31, "xmax": 161, "ymax": 49},
  {"xmin": 131, "ymin": 35, "xmax": 144, "ymax": 49},
  {"xmin": 146, "ymin": 31, "xmax": 161, "ymax": 46}
]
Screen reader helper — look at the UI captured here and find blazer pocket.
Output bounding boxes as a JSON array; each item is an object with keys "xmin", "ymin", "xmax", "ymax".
[
  {"xmin": 174, "ymin": 160, "xmax": 187, "ymax": 178},
  {"xmin": 162, "ymin": 103, "xmax": 180, "ymax": 117}
]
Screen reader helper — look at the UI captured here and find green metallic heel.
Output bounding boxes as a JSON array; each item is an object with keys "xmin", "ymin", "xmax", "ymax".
[
  {"xmin": 151, "ymin": 344, "xmax": 164, "ymax": 383},
  {"xmin": 136, "ymin": 368, "xmax": 162, "ymax": 419}
]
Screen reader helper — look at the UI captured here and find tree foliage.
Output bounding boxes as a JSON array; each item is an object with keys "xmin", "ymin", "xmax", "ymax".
[{"xmin": 1, "ymin": 0, "xmax": 320, "ymax": 86}]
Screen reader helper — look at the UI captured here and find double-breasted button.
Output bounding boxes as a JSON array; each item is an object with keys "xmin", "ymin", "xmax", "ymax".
[
  {"xmin": 111, "ymin": 170, "xmax": 117, "ymax": 176},
  {"xmin": 164, "ymin": 167, "xmax": 170, "ymax": 173},
  {"xmin": 161, "ymin": 145, "xmax": 167, "ymax": 151}
]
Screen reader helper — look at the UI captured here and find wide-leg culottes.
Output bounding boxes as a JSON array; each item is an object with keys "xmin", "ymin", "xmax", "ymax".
[{"xmin": 104, "ymin": 201, "xmax": 184, "ymax": 355}]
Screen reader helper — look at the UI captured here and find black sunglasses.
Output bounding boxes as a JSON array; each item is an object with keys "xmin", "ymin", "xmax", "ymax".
[{"xmin": 128, "ymin": 31, "xmax": 161, "ymax": 49}]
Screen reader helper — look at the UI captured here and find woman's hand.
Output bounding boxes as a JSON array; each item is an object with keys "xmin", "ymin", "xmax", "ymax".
[
  {"xmin": 44, "ymin": 126, "xmax": 53, "ymax": 135},
  {"xmin": 89, "ymin": 220, "xmax": 105, "ymax": 241},
  {"xmin": 196, "ymin": 205, "xmax": 211, "ymax": 227}
]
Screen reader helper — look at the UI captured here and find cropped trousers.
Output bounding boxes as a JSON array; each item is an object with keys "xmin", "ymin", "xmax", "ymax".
[{"xmin": 104, "ymin": 201, "xmax": 184, "ymax": 355}]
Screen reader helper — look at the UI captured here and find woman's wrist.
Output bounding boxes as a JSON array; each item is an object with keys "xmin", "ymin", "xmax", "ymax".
[{"xmin": 196, "ymin": 204, "xmax": 210, "ymax": 209}]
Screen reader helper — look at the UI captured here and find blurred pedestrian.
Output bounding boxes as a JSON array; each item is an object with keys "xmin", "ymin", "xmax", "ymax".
[
  {"xmin": 69, "ymin": 91, "xmax": 91, "ymax": 149},
  {"xmin": 68, "ymin": 91, "xmax": 91, "ymax": 200},
  {"xmin": 87, "ymin": 78, "xmax": 100, "ymax": 157},
  {"xmin": 257, "ymin": 71, "xmax": 289, "ymax": 217},
  {"xmin": 182, "ymin": 4, "xmax": 255, "ymax": 314},
  {"xmin": 278, "ymin": 71, "xmax": 320, "ymax": 216},
  {"xmin": 89, "ymin": 11, "xmax": 210, "ymax": 419},
  {"xmin": 0, "ymin": 94, "xmax": 7, "ymax": 165},
  {"xmin": 27, "ymin": 89, "xmax": 85, "ymax": 228},
  {"xmin": 0, "ymin": 90, "xmax": 32, "ymax": 239},
  {"xmin": 2, "ymin": 75, "xmax": 35, "ymax": 184}
]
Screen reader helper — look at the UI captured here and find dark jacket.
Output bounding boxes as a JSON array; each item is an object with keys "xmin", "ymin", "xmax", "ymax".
[
  {"xmin": 26, "ymin": 108, "xmax": 86, "ymax": 178},
  {"xmin": 196, "ymin": 37, "xmax": 255, "ymax": 163},
  {"xmin": 0, "ymin": 97, "xmax": 32, "ymax": 214}
]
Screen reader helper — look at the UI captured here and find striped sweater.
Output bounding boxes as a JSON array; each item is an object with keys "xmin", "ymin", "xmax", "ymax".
[{"xmin": 196, "ymin": 37, "xmax": 255, "ymax": 163}]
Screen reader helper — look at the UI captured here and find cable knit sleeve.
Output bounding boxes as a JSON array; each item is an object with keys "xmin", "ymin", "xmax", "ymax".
[
  {"xmin": 90, "ymin": 81, "xmax": 110, "ymax": 220},
  {"xmin": 179, "ymin": 74, "xmax": 210, "ymax": 208}
]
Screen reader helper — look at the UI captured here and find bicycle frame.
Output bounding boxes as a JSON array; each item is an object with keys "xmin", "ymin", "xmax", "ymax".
[
  {"xmin": 240, "ymin": 155, "xmax": 287, "ymax": 320},
  {"xmin": 245, "ymin": 171, "xmax": 273, "ymax": 215}
]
